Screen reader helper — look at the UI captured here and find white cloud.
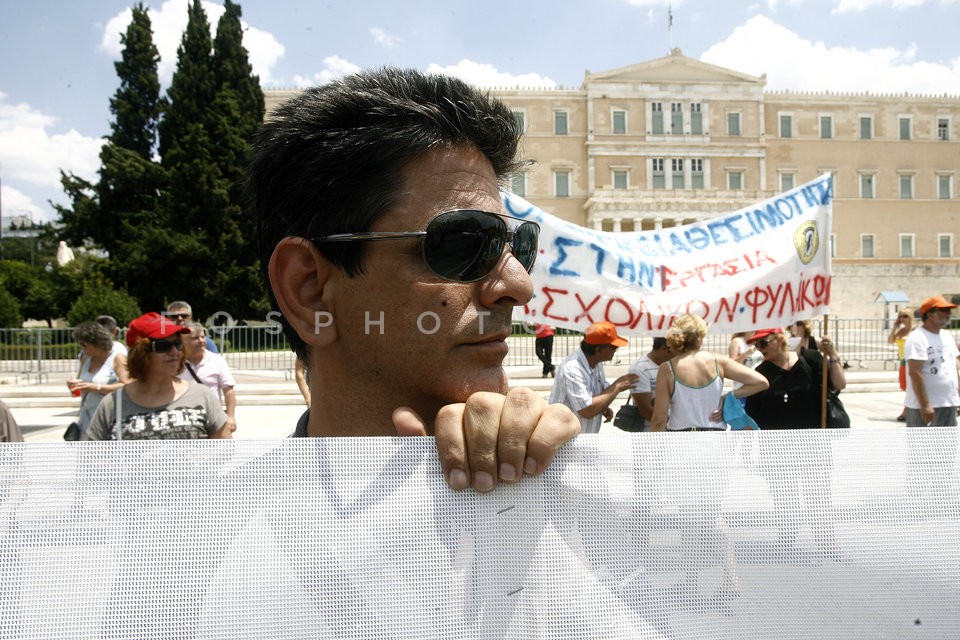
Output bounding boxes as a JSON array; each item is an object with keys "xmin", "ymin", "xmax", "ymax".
[
  {"xmin": 370, "ymin": 26, "xmax": 400, "ymax": 49},
  {"xmin": 99, "ymin": 0, "xmax": 285, "ymax": 85},
  {"xmin": 0, "ymin": 92, "xmax": 104, "ymax": 222},
  {"xmin": 834, "ymin": 0, "xmax": 956, "ymax": 11},
  {"xmin": 701, "ymin": 15, "xmax": 960, "ymax": 94},
  {"xmin": 425, "ymin": 60, "xmax": 558, "ymax": 89},
  {"xmin": 292, "ymin": 56, "xmax": 362, "ymax": 88}
]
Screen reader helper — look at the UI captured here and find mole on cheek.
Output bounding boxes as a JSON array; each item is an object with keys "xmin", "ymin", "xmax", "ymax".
[{"xmin": 440, "ymin": 300, "xmax": 448, "ymax": 307}]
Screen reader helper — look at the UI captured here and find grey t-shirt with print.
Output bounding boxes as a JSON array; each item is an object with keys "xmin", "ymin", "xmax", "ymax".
[{"xmin": 85, "ymin": 382, "xmax": 227, "ymax": 441}]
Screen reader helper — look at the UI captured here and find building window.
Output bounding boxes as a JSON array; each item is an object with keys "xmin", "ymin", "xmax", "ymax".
[
  {"xmin": 860, "ymin": 173, "xmax": 875, "ymax": 199},
  {"xmin": 861, "ymin": 234, "xmax": 875, "ymax": 258},
  {"xmin": 554, "ymin": 110, "xmax": 568, "ymax": 135},
  {"xmin": 651, "ymin": 102, "xmax": 663, "ymax": 135},
  {"xmin": 727, "ymin": 112, "xmax": 741, "ymax": 136},
  {"xmin": 859, "ymin": 116, "xmax": 873, "ymax": 140},
  {"xmin": 652, "ymin": 158, "xmax": 665, "ymax": 189},
  {"xmin": 613, "ymin": 170, "xmax": 628, "ymax": 190},
  {"xmin": 939, "ymin": 234, "xmax": 953, "ymax": 258},
  {"xmin": 511, "ymin": 110, "xmax": 525, "ymax": 133},
  {"xmin": 554, "ymin": 170, "xmax": 570, "ymax": 197},
  {"xmin": 899, "ymin": 234, "xmax": 915, "ymax": 258},
  {"xmin": 728, "ymin": 170, "xmax": 743, "ymax": 190},
  {"xmin": 780, "ymin": 172, "xmax": 795, "ymax": 192},
  {"xmin": 671, "ymin": 102, "xmax": 683, "ymax": 134},
  {"xmin": 899, "ymin": 174, "xmax": 913, "ymax": 199},
  {"xmin": 820, "ymin": 115, "xmax": 833, "ymax": 139},
  {"xmin": 690, "ymin": 103, "xmax": 703, "ymax": 135},
  {"xmin": 779, "ymin": 114, "xmax": 792, "ymax": 138},
  {"xmin": 899, "ymin": 116, "xmax": 912, "ymax": 141},
  {"xmin": 612, "ymin": 109, "xmax": 626, "ymax": 134},
  {"xmin": 672, "ymin": 158, "xmax": 685, "ymax": 189},
  {"xmin": 509, "ymin": 173, "xmax": 526, "ymax": 197},
  {"xmin": 691, "ymin": 158, "xmax": 704, "ymax": 189},
  {"xmin": 938, "ymin": 117, "xmax": 950, "ymax": 141},
  {"xmin": 939, "ymin": 174, "xmax": 953, "ymax": 199}
]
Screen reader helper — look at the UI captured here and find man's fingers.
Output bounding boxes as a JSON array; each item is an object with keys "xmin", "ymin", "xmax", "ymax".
[
  {"xmin": 524, "ymin": 403, "xmax": 581, "ymax": 476},
  {"xmin": 392, "ymin": 406, "xmax": 429, "ymax": 437},
  {"xmin": 432, "ymin": 403, "xmax": 471, "ymax": 491},
  {"xmin": 496, "ymin": 388, "xmax": 544, "ymax": 484}
]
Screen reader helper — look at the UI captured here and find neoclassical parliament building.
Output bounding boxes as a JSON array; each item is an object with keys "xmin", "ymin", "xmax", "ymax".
[{"xmin": 265, "ymin": 50, "xmax": 960, "ymax": 318}]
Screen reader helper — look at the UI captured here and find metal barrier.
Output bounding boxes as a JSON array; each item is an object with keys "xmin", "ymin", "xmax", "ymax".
[{"xmin": 2, "ymin": 321, "xmax": 956, "ymax": 382}]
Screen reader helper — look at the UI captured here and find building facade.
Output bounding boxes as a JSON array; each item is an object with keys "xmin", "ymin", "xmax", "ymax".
[{"xmin": 264, "ymin": 50, "xmax": 960, "ymax": 318}]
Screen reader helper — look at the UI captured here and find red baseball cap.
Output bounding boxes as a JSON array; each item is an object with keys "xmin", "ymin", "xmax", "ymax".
[
  {"xmin": 746, "ymin": 327, "xmax": 783, "ymax": 344},
  {"xmin": 584, "ymin": 321, "xmax": 629, "ymax": 347},
  {"xmin": 919, "ymin": 295, "xmax": 958, "ymax": 316},
  {"xmin": 125, "ymin": 312, "xmax": 191, "ymax": 347}
]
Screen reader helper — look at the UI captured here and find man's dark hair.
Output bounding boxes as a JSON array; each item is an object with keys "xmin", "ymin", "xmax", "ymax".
[
  {"xmin": 94, "ymin": 315, "xmax": 118, "ymax": 334},
  {"xmin": 249, "ymin": 67, "xmax": 524, "ymax": 359},
  {"xmin": 580, "ymin": 340, "xmax": 599, "ymax": 356},
  {"xmin": 652, "ymin": 337, "xmax": 667, "ymax": 350}
]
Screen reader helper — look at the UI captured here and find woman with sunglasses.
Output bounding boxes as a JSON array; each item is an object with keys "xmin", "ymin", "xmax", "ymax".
[
  {"xmin": 743, "ymin": 327, "xmax": 846, "ymax": 429},
  {"xmin": 85, "ymin": 312, "xmax": 233, "ymax": 441},
  {"xmin": 887, "ymin": 308, "xmax": 914, "ymax": 421}
]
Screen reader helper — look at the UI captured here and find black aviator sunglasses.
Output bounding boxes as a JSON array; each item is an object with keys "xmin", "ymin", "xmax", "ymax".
[
  {"xmin": 313, "ymin": 210, "xmax": 540, "ymax": 283},
  {"xmin": 150, "ymin": 338, "xmax": 182, "ymax": 353}
]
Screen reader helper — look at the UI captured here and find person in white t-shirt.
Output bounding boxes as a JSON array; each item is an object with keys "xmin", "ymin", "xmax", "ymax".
[
  {"xmin": 628, "ymin": 337, "xmax": 671, "ymax": 431},
  {"xmin": 904, "ymin": 296, "xmax": 960, "ymax": 427}
]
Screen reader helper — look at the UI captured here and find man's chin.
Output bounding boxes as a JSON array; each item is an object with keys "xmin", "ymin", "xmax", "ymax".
[{"xmin": 451, "ymin": 366, "xmax": 509, "ymax": 399}]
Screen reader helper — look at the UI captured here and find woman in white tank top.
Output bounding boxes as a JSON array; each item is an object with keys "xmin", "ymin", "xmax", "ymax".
[{"xmin": 651, "ymin": 315, "xmax": 769, "ymax": 431}]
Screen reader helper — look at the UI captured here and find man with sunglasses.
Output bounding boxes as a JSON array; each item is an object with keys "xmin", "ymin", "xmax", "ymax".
[
  {"xmin": 165, "ymin": 301, "xmax": 219, "ymax": 354},
  {"xmin": 251, "ymin": 68, "xmax": 580, "ymax": 493},
  {"xmin": 548, "ymin": 321, "xmax": 639, "ymax": 433}
]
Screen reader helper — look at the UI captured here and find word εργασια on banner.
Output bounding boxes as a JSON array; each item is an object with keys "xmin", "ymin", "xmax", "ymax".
[{"xmin": 503, "ymin": 173, "xmax": 833, "ymax": 336}]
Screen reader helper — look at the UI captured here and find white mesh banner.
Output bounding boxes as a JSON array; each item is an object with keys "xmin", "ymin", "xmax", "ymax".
[{"xmin": 1, "ymin": 431, "xmax": 959, "ymax": 639}]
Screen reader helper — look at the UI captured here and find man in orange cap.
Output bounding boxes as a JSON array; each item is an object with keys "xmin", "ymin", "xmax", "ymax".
[
  {"xmin": 548, "ymin": 321, "xmax": 639, "ymax": 433},
  {"xmin": 904, "ymin": 295, "xmax": 960, "ymax": 426}
]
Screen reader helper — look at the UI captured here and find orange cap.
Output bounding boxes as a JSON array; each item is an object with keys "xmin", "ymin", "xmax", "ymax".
[
  {"xmin": 584, "ymin": 321, "xmax": 628, "ymax": 347},
  {"xmin": 919, "ymin": 295, "xmax": 958, "ymax": 316}
]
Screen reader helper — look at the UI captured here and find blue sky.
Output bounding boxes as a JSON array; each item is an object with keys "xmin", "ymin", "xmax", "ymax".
[{"xmin": 2, "ymin": 0, "xmax": 959, "ymax": 224}]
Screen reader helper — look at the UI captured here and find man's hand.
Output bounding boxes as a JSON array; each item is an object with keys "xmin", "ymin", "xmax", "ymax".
[
  {"xmin": 611, "ymin": 373, "xmax": 639, "ymax": 393},
  {"xmin": 392, "ymin": 387, "xmax": 581, "ymax": 493},
  {"xmin": 602, "ymin": 407, "xmax": 614, "ymax": 422}
]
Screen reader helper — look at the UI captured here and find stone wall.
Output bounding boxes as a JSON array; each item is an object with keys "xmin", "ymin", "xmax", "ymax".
[{"xmin": 829, "ymin": 262, "xmax": 960, "ymax": 319}]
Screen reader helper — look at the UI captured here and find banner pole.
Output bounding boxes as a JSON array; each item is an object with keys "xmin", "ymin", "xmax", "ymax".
[{"xmin": 820, "ymin": 314, "xmax": 830, "ymax": 428}]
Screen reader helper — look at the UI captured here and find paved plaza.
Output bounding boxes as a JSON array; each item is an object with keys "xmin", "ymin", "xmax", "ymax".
[{"xmin": 2, "ymin": 364, "xmax": 911, "ymax": 442}]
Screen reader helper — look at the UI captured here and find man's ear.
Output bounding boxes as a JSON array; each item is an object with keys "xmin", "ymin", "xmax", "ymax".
[{"xmin": 268, "ymin": 237, "xmax": 338, "ymax": 348}]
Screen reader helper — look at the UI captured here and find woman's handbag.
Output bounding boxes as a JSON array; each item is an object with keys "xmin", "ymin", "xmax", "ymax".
[
  {"xmin": 827, "ymin": 390, "xmax": 851, "ymax": 429},
  {"xmin": 63, "ymin": 421, "xmax": 81, "ymax": 441},
  {"xmin": 613, "ymin": 398, "xmax": 646, "ymax": 432}
]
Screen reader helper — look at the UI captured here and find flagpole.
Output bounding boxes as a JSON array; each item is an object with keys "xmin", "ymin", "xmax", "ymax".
[
  {"xmin": 820, "ymin": 314, "xmax": 830, "ymax": 428},
  {"xmin": 668, "ymin": 4, "xmax": 674, "ymax": 51}
]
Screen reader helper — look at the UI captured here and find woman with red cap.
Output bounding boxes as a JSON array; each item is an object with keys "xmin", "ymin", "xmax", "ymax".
[
  {"xmin": 84, "ymin": 312, "xmax": 234, "ymax": 440},
  {"xmin": 744, "ymin": 327, "xmax": 846, "ymax": 429}
]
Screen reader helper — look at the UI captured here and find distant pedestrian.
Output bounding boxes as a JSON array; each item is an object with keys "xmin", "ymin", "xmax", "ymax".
[
  {"xmin": 887, "ymin": 308, "xmax": 914, "ymax": 421},
  {"xmin": 534, "ymin": 324, "xmax": 556, "ymax": 378}
]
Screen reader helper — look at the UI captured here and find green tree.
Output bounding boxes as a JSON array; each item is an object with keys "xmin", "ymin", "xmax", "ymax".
[
  {"xmin": 0, "ymin": 285, "xmax": 23, "ymax": 328},
  {"xmin": 67, "ymin": 283, "xmax": 142, "ymax": 327},
  {"xmin": 158, "ymin": 0, "xmax": 215, "ymax": 162}
]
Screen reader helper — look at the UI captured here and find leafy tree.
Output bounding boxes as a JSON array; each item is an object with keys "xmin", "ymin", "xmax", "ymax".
[
  {"xmin": 0, "ymin": 285, "xmax": 23, "ymax": 328},
  {"xmin": 67, "ymin": 283, "xmax": 142, "ymax": 327},
  {"xmin": 109, "ymin": 3, "xmax": 162, "ymax": 157},
  {"xmin": 158, "ymin": 0, "xmax": 215, "ymax": 162}
]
